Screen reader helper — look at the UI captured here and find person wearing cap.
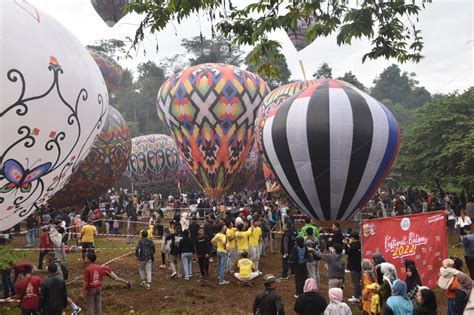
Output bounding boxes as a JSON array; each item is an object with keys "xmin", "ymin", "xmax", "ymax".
[
  {"xmin": 344, "ymin": 232, "xmax": 362, "ymax": 303},
  {"xmin": 80, "ymin": 219, "xmax": 97, "ymax": 263},
  {"xmin": 253, "ymin": 274, "xmax": 285, "ymax": 315}
]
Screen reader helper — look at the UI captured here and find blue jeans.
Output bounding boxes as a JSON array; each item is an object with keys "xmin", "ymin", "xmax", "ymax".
[
  {"xmin": 448, "ymin": 298, "xmax": 455, "ymax": 315},
  {"xmin": 181, "ymin": 252, "xmax": 193, "ymax": 278},
  {"xmin": 217, "ymin": 251, "xmax": 228, "ymax": 283},
  {"xmin": 2, "ymin": 269, "xmax": 14, "ymax": 298},
  {"xmin": 26, "ymin": 229, "xmax": 36, "ymax": 247}
]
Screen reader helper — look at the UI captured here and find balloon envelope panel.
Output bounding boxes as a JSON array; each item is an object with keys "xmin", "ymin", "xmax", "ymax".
[
  {"xmin": 0, "ymin": 1, "xmax": 108, "ymax": 229},
  {"xmin": 255, "ymin": 80, "xmax": 320, "ymax": 192},
  {"xmin": 48, "ymin": 106, "xmax": 131, "ymax": 207},
  {"xmin": 126, "ymin": 134, "xmax": 180, "ymax": 186},
  {"xmin": 91, "ymin": 0, "xmax": 129, "ymax": 27},
  {"xmin": 262, "ymin": 80, "xmax": 400, "ymax": 221},
  {"xmin": 88, "ymin": 48, "xmax": 123, "ymax": 93},
  {"xmin": 157, "ymin": 63, "xmax": 269, "ymax": 199}
]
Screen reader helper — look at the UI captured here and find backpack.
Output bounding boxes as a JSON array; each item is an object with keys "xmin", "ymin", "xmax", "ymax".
[{"xmin": 49, "ymin": 227, "xmax": 62, "ymax": 248}]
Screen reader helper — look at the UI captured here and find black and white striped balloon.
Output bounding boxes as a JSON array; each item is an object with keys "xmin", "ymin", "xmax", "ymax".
[{"xmin": 262, "ymin": 80, "xmax": 400, "ymax": 221}]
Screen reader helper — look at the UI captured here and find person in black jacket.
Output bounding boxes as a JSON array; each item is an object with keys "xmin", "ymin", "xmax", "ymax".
[
  {"xmin": 165, "ymin": 222, "xmax": 181, "ymax": 278},
  {"xmin": 39, "ymin": 263, "xmax": 68, "ymax": 315},
  {"xmin": 280, "ymin": 223, "xmax": 296, "ymax": 279},
  {"xmin": 253, "ymin": 274, "xmax": 285, "ymax": 315},
  {"xmin": 344, "ymin": 232, "xmax": 362, "ymax": 303},
  {"xmin": 188, "ymin": 217, "xmax": 200, "ymax": 244},
  {"xmin": 136, "ymin": 230, "xmax": 156, "ymax": 289},
  {"xmin": 294, "ymin": 278, "xmax": 327, "ymax": 315},
  {"xmin": 289, "ymin": 236, "xmax": 311, "ymax": 297},
  {"xmin": 195, "ymin": 227, "xmax": 212, "ymax": 278},
  {"xmin": 178, "ymin": 230, "xmax": 195, "ymax": 280},
  {"xmin": 328, "ymin": 223, "xmax": 344, "ymax": 248}
]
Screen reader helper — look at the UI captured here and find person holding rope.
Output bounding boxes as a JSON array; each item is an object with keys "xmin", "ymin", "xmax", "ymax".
[{"xmin": 15, "ymin": 264, "xmax": 42, "ymax": 315}]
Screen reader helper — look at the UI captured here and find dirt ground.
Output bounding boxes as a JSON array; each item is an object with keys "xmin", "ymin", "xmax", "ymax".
[{"xmin": 0, "ymin": 227, "xmax": 464, "ymax": 314}]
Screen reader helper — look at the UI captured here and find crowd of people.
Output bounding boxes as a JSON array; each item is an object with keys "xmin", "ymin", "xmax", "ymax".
[{"xmin": 0, "ymin": 185, "xmax": 473, "ymax": 314}]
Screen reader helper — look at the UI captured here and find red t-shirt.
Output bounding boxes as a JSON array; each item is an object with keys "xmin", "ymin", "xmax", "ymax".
[
  {"xmin": 39, "ymin": 232, "xmax": 52, "ymax": 250},
  {"xmin": 84, "ymin": 264, "xmax": 112, "ymax": 292},
  {"xmin": 15, "ymin": 275, "xmax": 42, "ymax": 310},
  {"xmin": 13, "ymin": 264, "xmax": 33, "ymax": 282}
]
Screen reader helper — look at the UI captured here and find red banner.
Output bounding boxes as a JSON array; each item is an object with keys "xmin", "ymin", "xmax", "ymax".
[{"xmin": 361, "ymin": 211, "xmax": 448, "ymax": 288}]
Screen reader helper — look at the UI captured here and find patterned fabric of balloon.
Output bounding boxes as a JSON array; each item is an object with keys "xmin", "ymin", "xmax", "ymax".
[
  {"xmin": 262, "ymin": 80, "xmax": 400, "ymax": 221},
  {"xmin": 157, "ymin": 63, "xmax": 269, "ymax": 199},
  {"xmin": 48, "ymin": 106, "xmax": 130, "ymax": 207},
  {"xmin": 255, "ymin": 80, "xmax": 320, "ymax": 192},
  {"xmin": 88, "ymin": 48, "xmax": 122, "ymax": 93},
  {"xmin": 177, "ymin": 158, "xmax": 193, "ymax": 189},
  {"xmin": 91, "ymin": 0, "xmax": 129, "ymax": 27},
  {"xmin": 230, "ymin": 142, "xmax": 260, "ymax": 191},
  {"xmin": 126, "ymin": 134, "xmax": 180, "ymax": 186},
  {"xmin": 285, "ymin": 15, "xmax": 316, "ymax": 51},
  {"xmin": 0, "ymin": 2, "xmax": 108, "ymax": 230}
]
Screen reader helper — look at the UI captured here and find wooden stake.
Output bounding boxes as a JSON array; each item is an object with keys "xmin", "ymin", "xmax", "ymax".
[{"xmin": 299, "ymin": 59, "xmax": 307, "ymax": 80}]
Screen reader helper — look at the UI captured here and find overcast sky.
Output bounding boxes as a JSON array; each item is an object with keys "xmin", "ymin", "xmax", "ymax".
[{"xmin": 29, "ymin": 0, "xmax": 473, "ymax": 94}]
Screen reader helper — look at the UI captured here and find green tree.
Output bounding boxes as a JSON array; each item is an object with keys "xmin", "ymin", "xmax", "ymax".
[
  {"xmin": 245, "ymin": 42, "xmax": 291, "ymax": 90},
  {"xmin": 181, "ymin": 36, "xmax": 243, "ymax": 66},
  {"xmin": 312, "ymin": 62, "xmax": 332, "ymax": 79},
  {"xmin": 126, "ymin": 0, "xmax": 431, "ymax": 78},
  {"xmin": 371, "ymin": 64, "xmax": 431, "ymax": 109},
  {"xmin": 337, "ymin": 71, "xmax": 366, "ymax": 91},
  {"xmin": 396, "ymin": 89, "xmax": 474, "ymax": 197},
  {"xmin": 86, "ymin": 38, "xmax": 129, "ymax": 61}
]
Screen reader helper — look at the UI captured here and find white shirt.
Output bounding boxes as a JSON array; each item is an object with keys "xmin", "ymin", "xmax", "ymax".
[{"xmin": 457, "ymin": 216, "xmax": 472, "ymax": 228}]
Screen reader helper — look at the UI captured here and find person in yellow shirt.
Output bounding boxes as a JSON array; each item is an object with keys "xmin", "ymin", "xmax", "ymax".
[
  {"xmin": 211, "ymin": 225, "xmax": 229, "ymax": 285},
  {"xmin": 235, "ymin": 223, "xmax": 251, "ymax": 254},
  {"xmin": 248, "ymin": 219, "xmax": 263, "ymax": 274},
  {"xmin": 80, "ymin": 219, "xmax": 97, "ymax": 263},
  {"xmin": 225, "ymin": 222, "xmax": 237, "ymax": 273},
  {"xmin": 233, "ymin": 251, "xmax": 259, "ymax": 284},
  {"xmin": 368, "ymin": 283, "xmax": 381, "ymax": 315}
]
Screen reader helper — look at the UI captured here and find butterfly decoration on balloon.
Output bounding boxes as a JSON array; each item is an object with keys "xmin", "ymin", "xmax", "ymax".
[
  {"xmin": 0, "ymin": 160, "xmax": 52, "ymax": 194},
  {"xmin": 1, "ymin": 0, "xmax": 108, "ymax": 231}
]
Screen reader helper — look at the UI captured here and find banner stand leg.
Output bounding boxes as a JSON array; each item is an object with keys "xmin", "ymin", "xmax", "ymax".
[{"xmin": 299, "ymin": 60, "xmax": 307, "ymax": 81}]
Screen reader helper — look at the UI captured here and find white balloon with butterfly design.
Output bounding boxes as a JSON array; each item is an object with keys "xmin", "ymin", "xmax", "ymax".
[{"xmin": 0, "ymin": 1, "xmax": 108, "ymax": 230}]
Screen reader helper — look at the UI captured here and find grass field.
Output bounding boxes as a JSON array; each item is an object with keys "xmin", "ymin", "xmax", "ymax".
[{"xmin": 0, "ymin": 229, "xmax": 464, "ymax": 314}]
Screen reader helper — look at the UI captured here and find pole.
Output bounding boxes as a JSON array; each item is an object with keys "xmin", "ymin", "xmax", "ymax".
[{"xmin": 299, "ymin": 59, "xmax": 307, "ymax": 80}]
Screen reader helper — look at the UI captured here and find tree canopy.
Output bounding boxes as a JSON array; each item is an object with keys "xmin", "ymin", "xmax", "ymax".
[
  {"xmin": 371, "ymin": 64, "xmax": 431, "ymax": 109},
  {"xmin": 246, "ymin": 41, "xmax": 291, "ymax": 90},
  {"xmin": 337, "ymin": 71, "xmax": 366, "ymax": 91},
  {"xmin": 395, "ymin": 89, "xmax": 474, "ymax": 196},
  {"xmin": 125, "ymin": 0, "xmax": 431, "ymax": 78},
  {"xmin": 312, "ymin": 62, "xmax": 333, "ymax": 79}
]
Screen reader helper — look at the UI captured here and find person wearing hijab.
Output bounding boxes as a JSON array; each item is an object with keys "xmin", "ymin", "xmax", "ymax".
[
  {"xmin": 437, "ymin": 258, "xmax": 458, "ymax": 315},
  {"xmin": 361, "ymin": 259, "xmax": 376, "ymax": 314},
  {"xmin": 376, "ymin": 261, "xmax": 398, "ymax": 311},
  {"xmin": 405, "ymin": 264, "xmax": 422, "ymax": 299},
  {"xmin": 413, "ymin": 288, "xmax": 438, "ymax": 315},
  {"xmin": 294, "ymin": 278, "xmax": 327, "ymax": 315},
  {"xmin": 384, "ymin": 280, "xmax": 414, "ymax": 315},
  {"xmin": 324, "ymin": 287, "xmax": 352, "ymax": 315},
  {"xmin": 289, "ymin": 236, "xmax": 311, "ymax": 297}
]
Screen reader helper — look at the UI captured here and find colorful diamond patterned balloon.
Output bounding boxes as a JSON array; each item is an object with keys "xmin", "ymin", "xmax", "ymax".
[
  {"xmin": 48, "ymin": 106, "xmax": 130, "ymax": 207},
  {"xmin": 157, "ymin": 63, "xmax": 270, "ymax": 199}
]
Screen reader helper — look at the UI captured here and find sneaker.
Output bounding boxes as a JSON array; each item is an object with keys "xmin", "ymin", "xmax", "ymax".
[
  {"xmin": 294, "ymin": 295, "xmax": 299, "ymax": 298},
  {"xmin": 348, "ymin": 297, "xmax": 361, "ymax": 303},
  {"xmin": 140, "ymin": 281, "xmax": 146, "ymax": 287},
  {"xmin": 170, "ymin": 272, "xmax": 177, "ymax": 278},
  {"xmin": 219, "ymin": 280, "xmax": 230, "ymax": 285},
  {"xmin": 72, "ymin": 307, "xmax": 82, "ymax": 315},
  {"xmin": 158, "ymin": 264, "xmax": 166, "ymax": 269},
  {"xmin": 257, "ymin": 270, "xmax": 263, "ymax": 275},
  {"xmin": 127, "ymin": 281, "xmax": 132, "ymax": 289},
  {"xmin": 145, "ymin": 283, "xmax": 151, "ymax": 289},
  {"xmin": 279, "ymin": 276, "xmax": 289, "ymax": 280},
  {"xmin": 345, "ymin": 269, "xmax": 351, "ymax": 273},
  {"xmin": 184, "ymin": 277, "xmax": 190, "ymax": 281}
]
